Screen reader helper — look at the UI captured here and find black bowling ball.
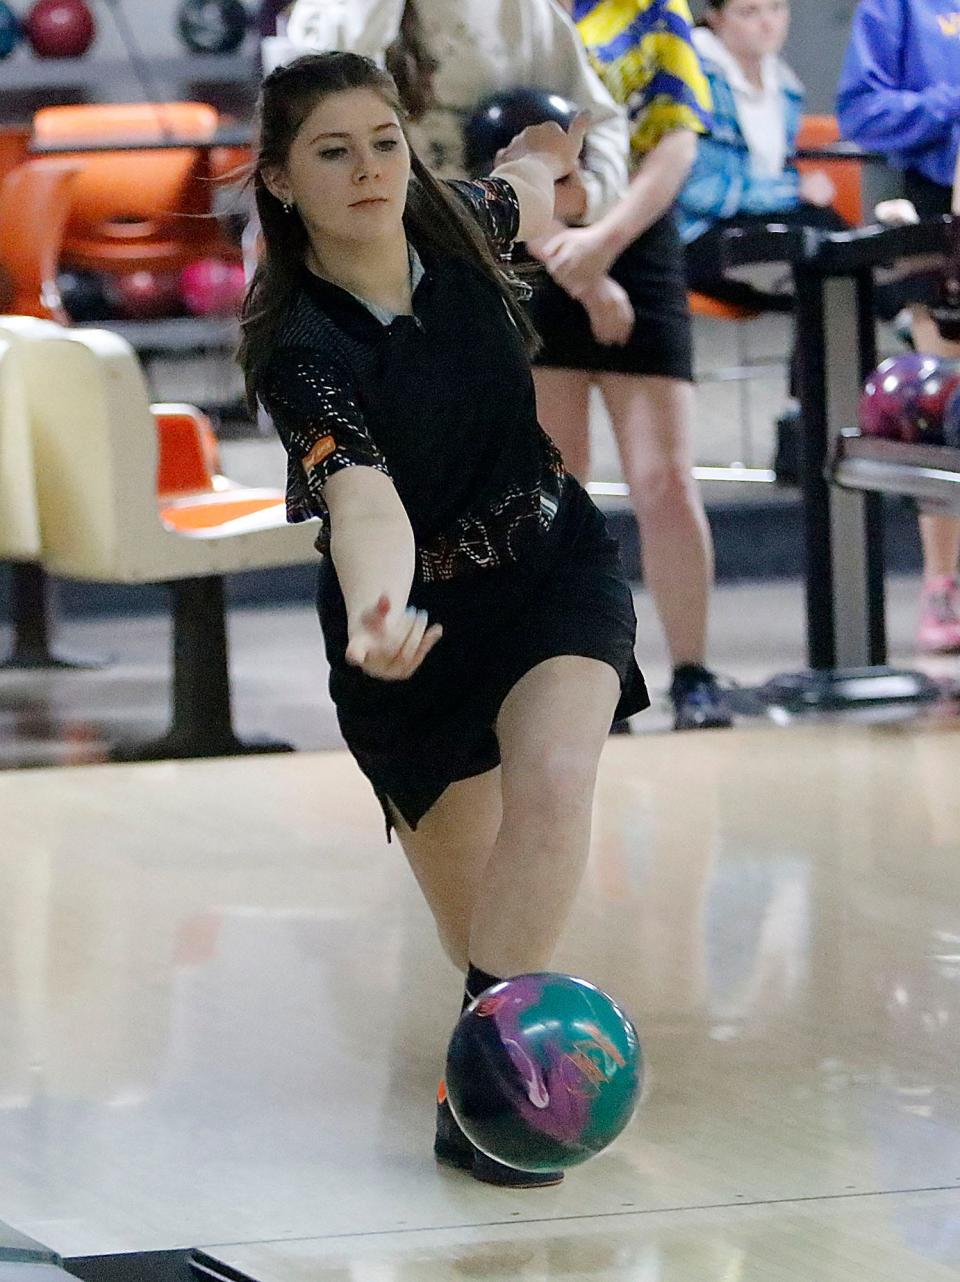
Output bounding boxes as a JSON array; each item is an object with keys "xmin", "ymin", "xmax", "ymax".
[
  {"xmin": 463, "ymin": 87, "xmax": 581, "ymax": 177},
  {"xmin": 177, "ymin": 0, "xmax": 247, "ymax": 54},
  {"xmin": 57, "ymin": 270, "xmax": 115, "ymax": 322}
]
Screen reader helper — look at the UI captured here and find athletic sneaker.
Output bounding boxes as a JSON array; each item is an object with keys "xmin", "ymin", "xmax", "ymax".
[
  {"xmin": 434, "ymin": 1081, "xmax": 564, "ymax": 1188},
  {"xmin": 669, "ymin": 664, "xmax": 734, "ymax": 731},
  {"xmin": 917, "ymin": 578, "xmax": 960, "ymax": 654}
]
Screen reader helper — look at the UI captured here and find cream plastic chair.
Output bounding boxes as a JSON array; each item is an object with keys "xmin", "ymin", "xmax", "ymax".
[
  {"xmin": 0, "ymin": 317, "xmax": 100, "ymax": 668},
  {"xmin": 0, "ymin": 318, "xmax": 319, "ymax": 759}
]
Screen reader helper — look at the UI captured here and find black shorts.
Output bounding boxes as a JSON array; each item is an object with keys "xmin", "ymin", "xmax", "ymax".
[
  {"xmin": 317, "ymin": 477, "xmax": 649, "ymax": 836},
  {"xmin": 526, "ymin": 213, "xmax": 693, "ymax": 381}
]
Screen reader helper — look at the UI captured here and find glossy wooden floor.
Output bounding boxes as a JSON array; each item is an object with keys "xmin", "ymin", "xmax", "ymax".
[{"xmin": 2, "ymin": 723, "xmax": 960, "ymax": 1278}]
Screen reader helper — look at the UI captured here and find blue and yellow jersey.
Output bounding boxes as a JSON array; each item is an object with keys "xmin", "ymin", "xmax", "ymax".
[{"xmin": 572, "ymin": 0, "xmax": 712, "ymax": 160}]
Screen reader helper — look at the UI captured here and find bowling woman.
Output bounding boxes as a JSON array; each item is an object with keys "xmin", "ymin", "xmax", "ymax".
[{"xmin": 239, "ymin": 52, "xmax": 648, "ymax": 1185}]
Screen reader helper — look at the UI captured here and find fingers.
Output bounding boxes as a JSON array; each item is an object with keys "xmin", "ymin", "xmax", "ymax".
[
  {"xmin": 567, "ymin": 111, "xmax": 589, "ymax": 157},
  {"xmin": 359, "ymin": 594, "xmax": 391, "ymax": 633},
  {"xmin": 348, "ymin": 607, "xmax": 443, "ymax": 680}
]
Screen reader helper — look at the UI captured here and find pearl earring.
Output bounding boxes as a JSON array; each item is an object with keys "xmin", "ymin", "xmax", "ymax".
[{"xmin": 282, "ymin": 199, "xmax": 292, "ymax": 214}]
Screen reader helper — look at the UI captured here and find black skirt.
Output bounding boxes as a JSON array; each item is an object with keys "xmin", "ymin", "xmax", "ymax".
[
  {"xmin": 526, "ymin": 213, "xmax": 693, "ymax": 380},
  {"xmin": 317, "ymin": 477, "xmax": 649, "ymax": 835}
]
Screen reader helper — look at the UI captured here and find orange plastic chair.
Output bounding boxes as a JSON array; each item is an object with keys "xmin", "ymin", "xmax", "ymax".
[
  {"xmin": 0, "ymin": 159, "xmax": 80, "ymax": 321},
  {"xmin": 795, "ymin": 113, "xmax": 864, "ymax": 227},
  {"xmin": 30, "ymin": 103, "xmax": 239, "ymax": 275}
]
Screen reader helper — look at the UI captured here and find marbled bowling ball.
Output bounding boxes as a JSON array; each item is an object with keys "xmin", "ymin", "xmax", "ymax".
[
  {"xmin": 446, "ymin": 972, "xmax": 642, "ymax": 1172},
  {"xmin": 858, "ymin": 354, "xmax": 960, "ymax": 444}
]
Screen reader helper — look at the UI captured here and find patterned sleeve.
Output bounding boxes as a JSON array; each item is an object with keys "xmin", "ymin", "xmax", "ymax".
[
  {"xmin": 446, "ymin": 177, "xmax": 522, "ymax": 256},
  {"xmin": 260, "ymin": 347, "xmax": 391, "ymax": 542}
]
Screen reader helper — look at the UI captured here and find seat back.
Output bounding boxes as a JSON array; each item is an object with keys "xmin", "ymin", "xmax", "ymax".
[
  {"xmin": 0, "ymin": 321, "xmax": 160, "ymax": 578},
  {"xmin": 795, "ymin": 113, "xmax": 863, "ymax": 227},
  {"xmin": 0, "ymin": 161, "xmax": 80, "ymax": 320},
  {"xmin": 0, "ymin": 337, "xmax": 41, "ymax": 560},
  {"xmin": 32, "ymin": 103, "xmax": 234, "ymax": 274},
  {"xmin": 33, "ymin": 102, "xmax": 219, "ymax": 146}
]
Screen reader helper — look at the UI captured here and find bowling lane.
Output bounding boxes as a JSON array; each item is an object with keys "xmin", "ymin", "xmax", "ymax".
[
  {"xmin": 0, "ymin": 725, "xmax": 959, "ymax": 1258},
  {"xmin": 195, "ymin": 1189, "xmax": 960, "ymax": 1281}
]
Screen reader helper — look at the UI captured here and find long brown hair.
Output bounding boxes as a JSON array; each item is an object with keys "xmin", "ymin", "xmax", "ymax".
[
  {"xmin": 238, "ymin": 51, "xmax": 538, "ymax": 413},
  {"xmin": 384, "ymin": 0, "xmax": 437, "ymax": 121}
]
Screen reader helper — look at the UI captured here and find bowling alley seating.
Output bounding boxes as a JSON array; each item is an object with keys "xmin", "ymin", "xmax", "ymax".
[
  {"xmin": 0, "ymin": 318, "xmax": 318, "ymax": 758},
  {"xmin": 794, "ymin": 113, "xmax": 864, "ymax": 227},
  {"xmin": 0, "ymin": 337, "xmax": 39, "ymax": 567},
  {"xmin": 0, "ymin": 158, "xmax": 80, "ymax": 320},
  {"xmin": 30, "ymin": 102, "xmax": 241, "ymax": 276}
]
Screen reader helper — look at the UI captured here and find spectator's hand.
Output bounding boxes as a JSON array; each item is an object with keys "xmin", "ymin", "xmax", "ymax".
[
  {"xmin": 799, "ymin": 169, "xmax": 836, "ymax": 208},
  {"xmin": 346, "ymin": 596, "xmax": 442, "ymax": 681},
  {"xmin": 493, "ymin": 113, "xmax": 589, "ymax": 183},
  {"xmin": 552, "ymin": 168, "xmax": 589, "ymax": 224},
  {"xmin": 579, "ymin": 276, "xmax": 635, "ymax": 346},
  {"xmin": 528, "ymin": 224, "xmax": 617, "ymax": 298},
  {"xmin": 874, "ymin": 198, "xmax": 920, "ymax": 227}
]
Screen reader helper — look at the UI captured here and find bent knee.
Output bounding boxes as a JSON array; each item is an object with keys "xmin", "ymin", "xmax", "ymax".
[
  {"xmin": 504, "ymin": 746, "xmax": 600, "ymax": 827},
  {"xmin": 632, "ymin": 461, "xmax": 698, "ymax": 511}
]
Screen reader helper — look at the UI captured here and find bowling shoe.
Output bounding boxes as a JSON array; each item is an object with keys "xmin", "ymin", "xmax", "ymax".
[{"xmin": 434, "ymin": 1080, "xmax": 564, "ymax": 1188}]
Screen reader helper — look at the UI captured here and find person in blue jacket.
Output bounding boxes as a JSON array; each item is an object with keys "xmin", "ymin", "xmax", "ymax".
[
  {"xmin": 838, "ymin": 0, "xmax": 960, "ymax": 655},
  {"xmin": 679, "ymin": 0, "xmax": 844, "ymax": 312}
]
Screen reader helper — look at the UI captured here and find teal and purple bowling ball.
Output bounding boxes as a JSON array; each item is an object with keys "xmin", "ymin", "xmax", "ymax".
[
  {"xmin": 858, "ymin": 354, "xmax": 960, "ymax": 444},
  {"xmin": 445, "ymin": 972, "xmax": 642, "ymax": 1172}
]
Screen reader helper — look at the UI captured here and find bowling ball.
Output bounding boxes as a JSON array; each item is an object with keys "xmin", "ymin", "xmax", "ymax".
[
  {"xmin": 179, "ymin": 257, "xmax": 245, "ymax": 316},
  {"xmin": 445, "ymin": 972, "xmax": 642, "ymax": 1172},
  {"xmin": 463, "ymin": 87, "xmax": 581, "ymax": 177},
  {"xmin": 57, "ymin": 270, "xmax": 115, "ymax": 322},
  {"xmin": 114, "ymin": 270, "xmax": 183, "ymax": 320},
  {"xmin": 24, "ymin": 0, "xmax": 95, "ymax": 57},
  {"xmin": 0, "ymin": 0, "xmax": 22, "ymax": 58},
  {"xmin": 176, "ymin": 0, "xmax": 248, "ymax": 54},
  {"xmin": 858, "ymin": 354, "xmax": 959, "ymax": 444}
]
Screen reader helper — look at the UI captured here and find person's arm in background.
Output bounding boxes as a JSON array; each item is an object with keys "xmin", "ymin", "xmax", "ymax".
[
  {"xmin": 837, "ymin": 0, "xmax": 960, "ymax": 152},
  {"xmin": 529, "ymin": 0, "xmax": 711, "ymax": 297},
  {"xmin": 526, "ymin": 0, "xmax": 630, "ymax": 224},
  {"xmin": 284, "ymin": 0, "xmax": 403, "ymax": 59}
]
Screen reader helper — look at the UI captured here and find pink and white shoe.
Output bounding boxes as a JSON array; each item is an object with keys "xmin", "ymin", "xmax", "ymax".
[{"xmin": 917, "ymin": 577, "xmax": 960, "ymax": 655}]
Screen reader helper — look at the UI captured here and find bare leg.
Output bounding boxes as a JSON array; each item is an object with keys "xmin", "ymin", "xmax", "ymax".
[
  {"xmin": 393, "ymin": 656, "xmax": 619, "ymax": 978},
  {"xmin": 469, "ymin": 655, "xmax": 620, "ymax": 976},
  {"xmin": 532, "ymin": 367, "xmax": 593, "ymax": 480},
  {"xmin": 598, "ymin": 372, "xmax": 713, "ymax": 666},
  {"xmin": 391, "ymin": 768, "xmax": 502, "ymax": 973}
]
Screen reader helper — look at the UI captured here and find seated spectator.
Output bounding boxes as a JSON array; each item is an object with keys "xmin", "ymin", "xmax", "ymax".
[{"xmin": 677, "ymin": 0, "xmax": 844, "ymax": 312}]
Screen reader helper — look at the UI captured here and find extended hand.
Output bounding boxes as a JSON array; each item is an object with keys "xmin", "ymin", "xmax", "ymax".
[
  {"xmin": 529, "ymin": 224, "xmax": 617, "ymax": 299},
  {"xmin": 346, "ymin": 595, "xmax": 442, "ymax": 681}
]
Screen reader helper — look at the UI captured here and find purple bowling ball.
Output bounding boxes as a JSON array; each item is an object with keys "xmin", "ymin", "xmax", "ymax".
[{"xmin": 858, "ymin": 354, "xmax": 955, "ymax": 443}]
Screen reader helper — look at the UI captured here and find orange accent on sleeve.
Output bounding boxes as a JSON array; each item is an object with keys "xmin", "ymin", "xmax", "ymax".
[{"xmin": 303, "ymin": 434, "xmax": 336, "ymax": 470}]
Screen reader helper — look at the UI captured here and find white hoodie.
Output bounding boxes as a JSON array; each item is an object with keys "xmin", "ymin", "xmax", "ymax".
[{"xmin": 272, "ymin": 0, "xmax": 630, "ymax": 223}]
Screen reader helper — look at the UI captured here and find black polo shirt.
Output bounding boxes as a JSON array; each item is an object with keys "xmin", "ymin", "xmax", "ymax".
[{"xmin": 259, "ymin": 178, "xmax": 564, "ymax": 584}]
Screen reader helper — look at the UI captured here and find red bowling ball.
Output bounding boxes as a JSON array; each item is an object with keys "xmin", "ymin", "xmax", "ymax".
[
  {"xmin": 179, "ymin": 258, "xmax": 246, "ymax": 317},
  {"xmin": 25, "ymin": 0, "xmax": 95, "ymax": 57},
  {"xmin": 857, "ymin": 354, "xmax": 959, "ymax": 444},
  {"xmin": 114, "ymin": 271, "xmax": 183, "ymax": 320}
]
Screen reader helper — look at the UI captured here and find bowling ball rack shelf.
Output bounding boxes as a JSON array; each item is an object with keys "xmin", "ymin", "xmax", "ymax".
[
  {"xmin": 719, "ymin": 217, "xmax": 959, "ymax": 711},
  {"xmin": 834, "ymin": 434, "xmax": 960, "ymax": 516}
]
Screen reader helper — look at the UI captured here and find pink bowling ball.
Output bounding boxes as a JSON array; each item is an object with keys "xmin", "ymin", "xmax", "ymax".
[{"xmin": 179, "ymin": 258, "xmax": 246, "ymax": 317}]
